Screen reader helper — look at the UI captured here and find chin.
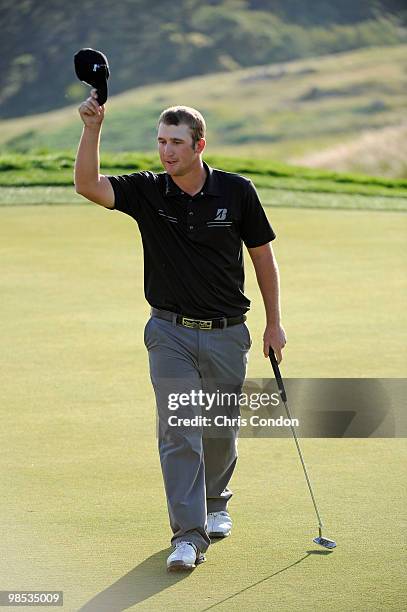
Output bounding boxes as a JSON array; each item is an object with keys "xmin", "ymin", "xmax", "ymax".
[
  {"xmin": 161, "ymin": 162, "xmax": 177, "ymax": 175},
  {"xmin": 168, "ymin": 167, "xmax": 184, "ymax": 177}
]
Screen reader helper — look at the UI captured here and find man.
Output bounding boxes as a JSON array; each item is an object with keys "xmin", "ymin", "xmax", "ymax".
[{"xmin": 74, "ymin": 90, "xmax": 286, "ymax": 571}]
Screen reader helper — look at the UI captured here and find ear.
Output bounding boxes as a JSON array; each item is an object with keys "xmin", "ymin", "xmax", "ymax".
[{"xmin": 195, "ymin": 138, "xmax": 206, "ymax": 155}]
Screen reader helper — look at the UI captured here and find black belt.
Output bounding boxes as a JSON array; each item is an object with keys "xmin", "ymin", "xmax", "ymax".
[{"xmin": 151, "ymin": 307, "xmax": 246, "ymax": 330}]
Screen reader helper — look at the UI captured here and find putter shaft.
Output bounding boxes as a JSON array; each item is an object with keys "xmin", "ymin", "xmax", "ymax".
[
  {"xmin": 268, "ymin": 348, "xmax": 337, "ymax": 549},
  {"xmin": 280, "ymin": 396, "xmax": 324, "ymax": 531}
]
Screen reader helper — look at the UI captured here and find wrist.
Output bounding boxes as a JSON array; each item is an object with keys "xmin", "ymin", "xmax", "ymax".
[
  {"xmin": 83, "ymin": 124, "xmax": 102, "ymax": 133},
  {"xmin": 266, "ymin": 318, "xmax": 281, "ymax": 328}
]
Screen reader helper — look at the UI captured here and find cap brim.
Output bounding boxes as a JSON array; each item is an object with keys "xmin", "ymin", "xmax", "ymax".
[{"xmin": 95, "ymin": 82, "xmax": 108, "ymax": 106}]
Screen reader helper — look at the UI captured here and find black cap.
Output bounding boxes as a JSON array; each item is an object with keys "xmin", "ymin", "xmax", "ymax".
[{"xmin": 74, "ymin": 48, "xmax": 110, "ymax": 105}]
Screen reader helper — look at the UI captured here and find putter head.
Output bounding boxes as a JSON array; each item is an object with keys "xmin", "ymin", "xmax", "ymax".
[{"xmin": 313, "ymin": 536, "xmax": 337, "ymax": 549}]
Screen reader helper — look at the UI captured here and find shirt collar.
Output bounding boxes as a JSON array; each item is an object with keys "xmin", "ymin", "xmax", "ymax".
[{"xmin": 164, "ymin": 161, "xmax": 221, "ymax": 197}]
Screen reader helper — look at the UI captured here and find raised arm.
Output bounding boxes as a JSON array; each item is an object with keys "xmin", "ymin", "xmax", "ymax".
[
  {"xmin": 74, "ymin": 89, "xmax": 114, "ymax": 209},
  {"xmin": 247, "ymin": 242, "xmax": 287, "ymax": 363}
]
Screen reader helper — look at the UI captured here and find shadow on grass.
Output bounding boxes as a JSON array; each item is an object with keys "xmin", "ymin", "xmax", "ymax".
[
  {"xmin": 201, "ymin": 548, "xmax": 334, "ymax": 611},
  {"xmin": 78, "ymin": 546, "xmax": 334, "ymax": 610},
  {"xmin": 79, "ymin": 547, "xmax": 189, "ymax": 611}
]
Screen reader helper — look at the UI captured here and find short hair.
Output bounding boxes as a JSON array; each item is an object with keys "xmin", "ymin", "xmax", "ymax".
[{"xmin": 158, "ymin": 105, "xmax": 206, "ymax": 145}]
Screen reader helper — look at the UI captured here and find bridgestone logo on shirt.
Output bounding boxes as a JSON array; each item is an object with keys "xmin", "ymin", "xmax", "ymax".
[{"xmin": 214, "ymin": 208, "xmax": 227, "ymax": 221}]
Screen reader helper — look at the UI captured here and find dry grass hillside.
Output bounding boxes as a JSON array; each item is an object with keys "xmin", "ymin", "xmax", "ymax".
[{"xmin": 294, "ymin": 122, "xmax": 407, "ymax": 178}]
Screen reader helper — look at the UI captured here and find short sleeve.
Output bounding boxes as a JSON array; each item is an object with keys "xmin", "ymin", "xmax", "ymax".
[
  {"xmin": 240, "ymin": 180, "xmax": 276, "ymax": 248},
  {"xmin": 106, "ymin": 172, "xmax": 147, "ymax": 219}
]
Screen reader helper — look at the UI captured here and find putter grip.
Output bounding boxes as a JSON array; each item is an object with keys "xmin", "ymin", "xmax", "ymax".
[{"xmin": 268, "ymin": 348, "xmax": 287, "ymax": 402}]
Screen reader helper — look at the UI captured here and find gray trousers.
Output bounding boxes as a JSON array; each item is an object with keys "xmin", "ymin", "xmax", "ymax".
[{"xmin": 144, "ymin": 310, "xmax": 251, "ymax": 553}]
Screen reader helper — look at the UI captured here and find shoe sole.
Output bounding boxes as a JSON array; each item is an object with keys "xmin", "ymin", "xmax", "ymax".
[
  {"xmin": 167, "ymin": 553, "xmax": 206, "ymax": 572},
  {"xmin": 167, "ymin": 561, "xmax": 196, "ymax": 572},
  {"xmin": 209, "ymin": 531, "xmax": 231, "ymax": 539}
]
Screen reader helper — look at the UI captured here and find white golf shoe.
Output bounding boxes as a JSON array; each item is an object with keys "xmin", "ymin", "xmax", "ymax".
[
  {"xmin": 207, "ymin": 511, "xmax": 232, "ymax": 538},
  {"xmin": 167, "ymin": 541, "xmax": 205, "ymax": 572}
]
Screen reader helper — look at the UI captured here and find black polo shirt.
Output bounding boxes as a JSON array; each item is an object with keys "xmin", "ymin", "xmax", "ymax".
[{"xmin": 107, "ymin": 161, "xmax": 275, "ymax": 318}]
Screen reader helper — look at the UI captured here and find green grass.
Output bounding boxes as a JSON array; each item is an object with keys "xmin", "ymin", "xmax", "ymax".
[
  {"xmin": 2, "ymin": 151, "xmax": 407, "ymax": 187},
  {"xmin": 0, "ymin": 203, "xmax": 406, "ymax": 610},
  {"xmin": 1, "ymin": 152, "xmax": 407, "ymax": 214},
  {"xmin": 1, "ymin": 184, "xmax": 406, "ymax": 212},
  {"xmin": 0, "ymin": 44, "xmax": 406, "ymax": 177}
]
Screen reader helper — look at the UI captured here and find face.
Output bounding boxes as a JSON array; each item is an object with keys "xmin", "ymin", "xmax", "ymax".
[{"xmin": 157, "ymin": 122, "xmax": 205, "ymax": 176}]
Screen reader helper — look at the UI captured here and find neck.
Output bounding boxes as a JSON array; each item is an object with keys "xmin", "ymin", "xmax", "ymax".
[{"xmin": 171, "ymin": 160, "xmax": 207, "ymax": 196}]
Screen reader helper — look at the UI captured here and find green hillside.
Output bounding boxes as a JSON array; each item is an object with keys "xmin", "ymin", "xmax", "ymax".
[
  {"xmin": 1, "ymin": 0, "xmax": 405, "ymax": 119},
  {"xmin": 1, "ymin": 45, "xmax": 406, "ymax": 177}
]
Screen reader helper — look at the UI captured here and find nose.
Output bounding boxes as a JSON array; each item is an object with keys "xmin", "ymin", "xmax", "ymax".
[{"xmin": 163, "ymin": 143, "xmax": 174, "ymax": 157}]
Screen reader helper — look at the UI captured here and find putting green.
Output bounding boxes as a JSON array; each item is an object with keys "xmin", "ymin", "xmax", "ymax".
[{"xmin": 0, "ymin": 205, "xmax": 406, "ymax": 611}]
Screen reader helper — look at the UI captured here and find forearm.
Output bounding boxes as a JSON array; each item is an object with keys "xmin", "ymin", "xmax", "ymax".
[
  {"xmin": 251, "ymin": 248, "xmax": 281, "ymax": 326},
  {"xmin": 74, "ymin": 125, "xmax": 102, "ymax": 192}
]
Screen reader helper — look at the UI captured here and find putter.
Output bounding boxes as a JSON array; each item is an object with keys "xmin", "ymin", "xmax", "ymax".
[{"xmin": 268, "ymin": 348, "xmax": 337, "ymax": 549}]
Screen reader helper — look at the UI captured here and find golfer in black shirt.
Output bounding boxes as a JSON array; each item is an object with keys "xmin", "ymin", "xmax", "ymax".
[{"xmin": 75, "ymin": 89, "xmax": 286, "ymax": 572}]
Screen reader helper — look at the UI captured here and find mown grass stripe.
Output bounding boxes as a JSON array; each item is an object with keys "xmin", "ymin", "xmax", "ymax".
[{"xmin": 1, "ymin": 186, "xmax": 406, "ymax": 212}]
